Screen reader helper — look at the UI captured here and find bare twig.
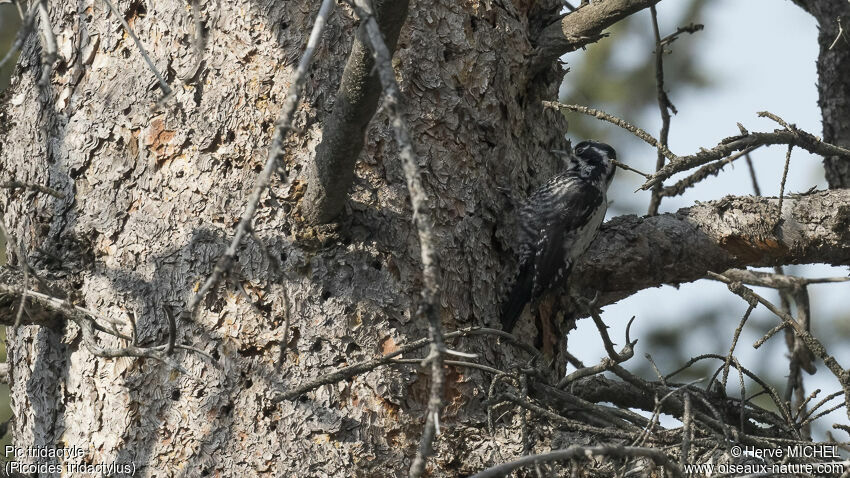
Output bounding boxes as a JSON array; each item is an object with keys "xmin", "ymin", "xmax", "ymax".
[
  {"xmin": 722, "ymin": 302, "xmax": 756, "ymax": 386},
  {"xmin": 720, "ymin": 268, "xmax": 850, "ymax": 289},
  {"xmin": 497, "ymin": 393, "xmax": 643, "ymax": 440},
  {"xmin": 708, "ymin": 271, "xmax": 850, "ymax": 420},
  {"xmin": 745, "ymin": 151, "xmax": 762, "ymax": 196},
  {"xmin": 665, "ymin": 353, "xmax": 794, "ymax": 429},
  {"xmin": 641, "ymin": 114, "xmax": 850, "ymax": 190},
  {"xmin": 273, "ymin": 327, "xmax": 537, "ymax": 403},
  {"xmin": 1, "ymin": 180, "xmax": 66, "ymax": 198},
  {"xmin": 659, "ymin": 146, "xmax": 761, "ymax": 198},
  {"xmin": 36, "ymin": 0, "xmax": 56, "ymax": 86},
  {"xmin": 647, "ymin": 5, "xmax": 676, "ymax": 216},
  {"xmin": 468, "ymin": 444, "xmax": 683, "ymax": 478},
  {"xmin": 681, "ymin": 392, "xmax": 692, "ymax": 467},
  {"xmin": 100, "ymin": 0, "xmax": 172, "ymax": 96},
  {"xmin": 542, "ymin": 102, "xmax": 676, "ymax": 160},
  {"xmin": 181, "ymin": 0, "xmax": 335, "ymax": 322},
  {"xmin": 391, "ymin": 358, "xmax": 505, "ymax": 376},
  {"xmin": 352, "ymin": 2, "xmax": 445, "ymax": 475},
  {"xmin": 611, "ymin": 159, "xmax": 651, "ymax": 178},
  {"xmin": 0, "ymin": 3, "xmax": 37, "ymax": 70},
  {"xmin": 777, "ymin": 144, "xmax": 793, "ymax": 222},
  {"xmin": 558, "ymin": 307, "xmax": 636, "ymax": 387},
  {"xmin": 659, "ymin": 23, "xmax": 704, "ymax": 45}
]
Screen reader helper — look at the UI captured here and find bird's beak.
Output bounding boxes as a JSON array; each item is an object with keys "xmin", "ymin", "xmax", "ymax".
[{"xmin": 550, "ymin": 149, "xmax": 570, "ymax": 155}]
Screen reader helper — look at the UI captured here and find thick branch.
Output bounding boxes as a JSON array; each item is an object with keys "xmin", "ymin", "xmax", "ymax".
[
  {"xmin": 532, "ymin": 0, "xmax": 661, "ymax": 74},
  {"xmin": 576, "ymin": 189, "xmax": 850, "ymax": 306},
  {"xmin": 301, "ymin": 0, "xmax": 410, "ymax": 223}
]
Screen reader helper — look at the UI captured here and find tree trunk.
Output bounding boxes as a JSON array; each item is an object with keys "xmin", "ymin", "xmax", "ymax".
[
  {"xmin": 0, "ymin": 0, "xmax": 569, "ymax": 475},
  {"xmin": 793, "ymin": 0, "xmax": 850, "ymax": 187}
]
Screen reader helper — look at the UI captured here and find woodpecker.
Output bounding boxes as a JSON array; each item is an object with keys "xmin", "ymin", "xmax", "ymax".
[{"xmin": 500, "ymin": 141, "xmax": 617, "ymax": 332}]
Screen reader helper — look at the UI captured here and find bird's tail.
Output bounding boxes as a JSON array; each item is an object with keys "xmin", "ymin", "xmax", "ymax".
[{"xmin": 500, "ymin": 263, "xmax": 533, "ymax": 332}]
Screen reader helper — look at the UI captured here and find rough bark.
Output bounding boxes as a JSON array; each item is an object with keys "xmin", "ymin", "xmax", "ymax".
[
  {"xmin": 576, "ymin": 189, "xmax": 850, "ymax": 306},
  {"xmin": 792, "ymin": 0, "xmax": 850, "ymax": 187},
  {"xmin": 5, "ymin": 189, "xmax": 849, "ymax": 334},
  {"xmin": 301, "ymin": 0, "xmax": 410, "ymax": 224},
  {"xmin": 0, "ymin": 0, "xmax": 571, "ymax": 475},
  {"xmin": 532, "ymin": 0, "xmax": 661, "ymax": 74},
  {"xmin": 1, "ymin": 0, "xmax": 848, "ymax": 476}
]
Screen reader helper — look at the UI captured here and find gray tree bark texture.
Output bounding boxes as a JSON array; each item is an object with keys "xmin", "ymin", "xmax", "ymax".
[
  {"xmin": 0, "ymin": 0, "xmax": 848, "ymax": 476},
  {"xmin": 793, "ymin": 0, "xmax": 850, "ymax": 187}
]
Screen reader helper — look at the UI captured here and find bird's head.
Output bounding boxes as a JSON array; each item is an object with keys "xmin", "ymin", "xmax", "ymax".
[{"xmin": 563, "ymin": 140, "xmax": 617, "ymax": 186}]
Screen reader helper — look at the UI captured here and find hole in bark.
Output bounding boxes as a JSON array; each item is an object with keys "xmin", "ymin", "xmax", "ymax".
[
  {"xmin": 221, "ymin": 402, "xmax": 234, "ymax": 415},
  {"xmin": 311, "ymin": 339, "xmax": 323, "ymax": 352},
  {"xmin": 238, "ymin": 346, "xmax": 262, "ymax": 357},
  {"xmin": 170, "ymin": 389, "xmax": 181, "ymax": 401},
  {"xmin": 321, "ymin": 290, "xmax": 331, "ymax": 301},
  {"xmin": 211, "ymin": 348, "xmax": 220, "ymax": 360},
  {"xmin": 345, "ymin": 342, "xmax": 361, "ymax": 355},
  {"xmin": 371, "ymin": 260, "xmax": 382, "ymax": 270},
  {"xmin": 244, "ymin": 378, "xmax": 253, "ymax": 389},
  {"xmin": 125, "ymin": 0, "xmax": 147, "ymax": 20}
]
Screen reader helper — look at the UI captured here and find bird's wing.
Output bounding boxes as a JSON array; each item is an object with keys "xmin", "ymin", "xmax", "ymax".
[
  {"xmin": 524, "ymin": 176, "xmax": 604, "ymax": 297},
  {"xmin": 501, "ymin": 176, "xmax": 603, "ymax": 331}
]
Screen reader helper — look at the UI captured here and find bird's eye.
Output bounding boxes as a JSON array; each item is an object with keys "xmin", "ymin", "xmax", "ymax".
[{"xmin": 575, "ymin": 146, "xmax": 586, "ymax": 155}]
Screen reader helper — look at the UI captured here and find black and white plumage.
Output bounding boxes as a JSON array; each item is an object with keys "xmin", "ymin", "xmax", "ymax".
[{"xmin": 500, "ymin": 140, "xmax": 617, "ymax": 332}]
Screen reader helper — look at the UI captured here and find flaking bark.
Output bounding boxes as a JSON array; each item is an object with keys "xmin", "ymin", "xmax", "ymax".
[{"xmin": 577, "ymin": 189, "xmax": 850, "ymax": 306}]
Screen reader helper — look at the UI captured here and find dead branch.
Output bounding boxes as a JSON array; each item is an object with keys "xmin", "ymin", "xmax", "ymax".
[
  {"xmin": 532, "ymin": 0, "xmax": 662, "ymax": 74},
  {"xmin": 302, "ymin": 0, "xmax": 410, "ymax": 224},
  {"xmin": 352, "ymin": 1, "xmax": 445, "ymax": 475},
  {"xmin": 641, "ymin": 113, "xmax": 850, "ymax": 190},
  {"xmin": 543, "ymin": 101, "xmax": 676, "ymax": 159},
  {"xmin": 647, "ymin": 5, "xmax": 680, "ymax": 216},
  {"xmin": 272, "ymin": 327, "xmax": 537, "ymax": 403},
  {"xmin": 659, "ymin": 146, "xmax": 761, "ymax": 198},
  {"xmin": 468, "ymin": 444, "xmax": 683, "ymax": 478},
  {"xmin": 100, "ymin": 0, "xmax": 171, "ymax": 97},
  {"xmin": 709, "ymin": 271, "xmax": 850, "ymax": 420},
  {"xmin": 576, "ymin": 189, "xmax": 850, "ymax": 309}
]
